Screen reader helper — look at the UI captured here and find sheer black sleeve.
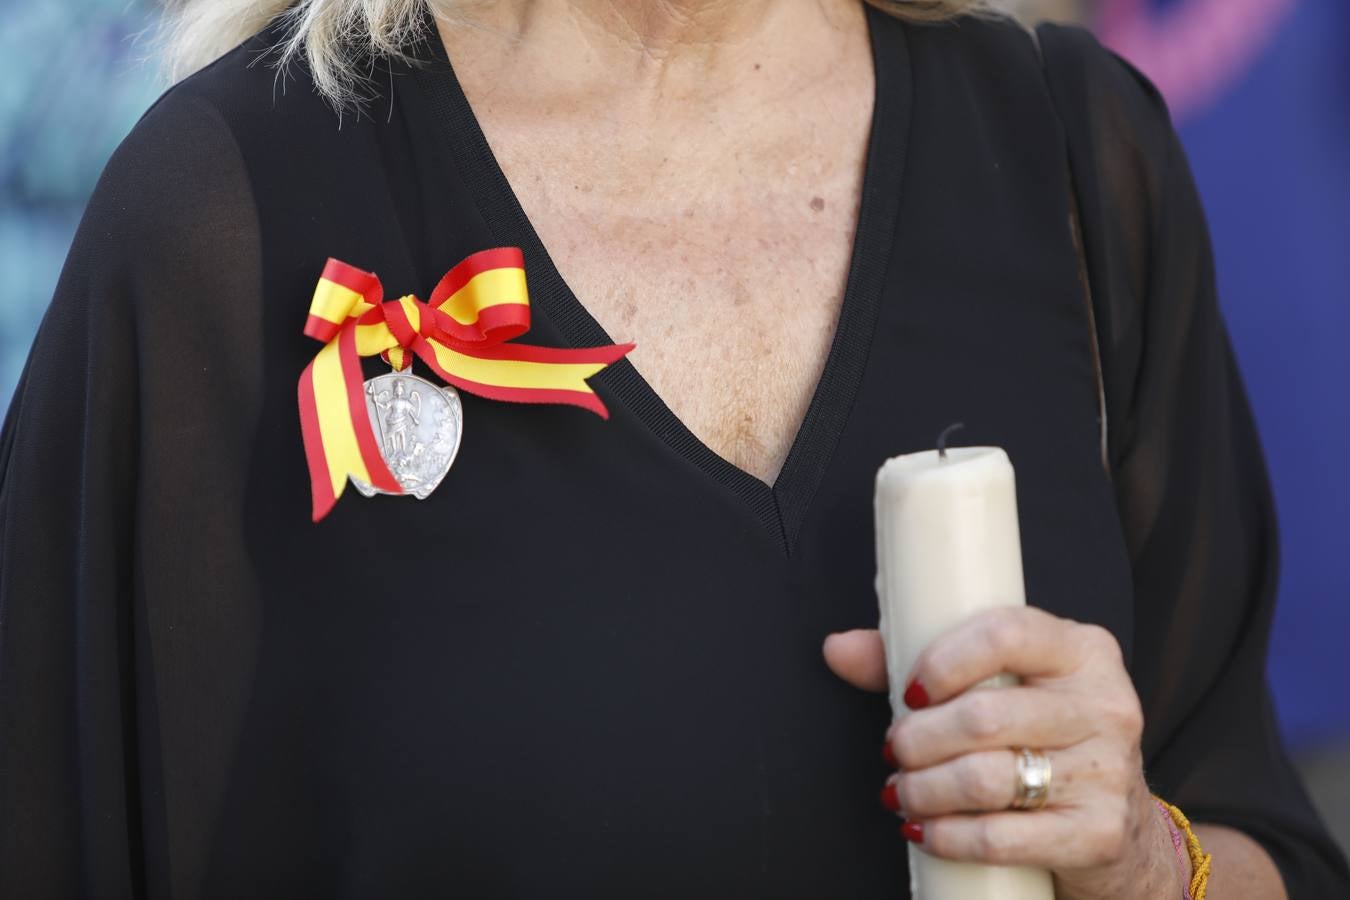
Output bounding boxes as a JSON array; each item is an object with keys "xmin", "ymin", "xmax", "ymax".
[
  {"xmin": 1040, "ymin": 24, "xmax": 1350, "ymax": 898},
  {"xmin": 0, "ymin": 82, "xmax": 261, "ymax": 898}
]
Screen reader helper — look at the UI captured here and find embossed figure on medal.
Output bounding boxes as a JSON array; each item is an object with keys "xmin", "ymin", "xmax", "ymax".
[{"xmin": 351, "ymin": 371, "xmax": 463, "ymax": 500}]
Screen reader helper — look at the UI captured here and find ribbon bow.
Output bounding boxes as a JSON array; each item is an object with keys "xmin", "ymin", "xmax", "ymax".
[{"xmin": 298, "ymin": 247, "xmax": 632, "ymax": 521}]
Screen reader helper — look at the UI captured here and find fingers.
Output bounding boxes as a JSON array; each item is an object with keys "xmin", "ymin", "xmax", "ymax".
[
  {"xmin": 881, "ymin": 741, "xmax": 1148, "ymax": 871},
  {"xmin": 886, "ymin": 749, "xmax": 1021, "ymax": 817},
  {"xmin": 886, "ymin": 745, "xmax": 1128, "ymax": 820},
  {"xmin": 822, "ymin": 629, "xmax": 888, "ymax": 693},
  {"xmin": 857, "ymin": 608, "xmax": 1148, "ymax": 877},
  {"xmin": 917, "ymin": 810, "xmax": 1081, "ymax": 869},
  {"xmin": 914, "ymin": 803, "xmax": 1133, "ymax": 871},
  {"xmin": 825, "ymin": 611, "xmax": 1129, "ymax": 707},
  {"xmin": 886, "ymin": 685, "xmax": 1092, "ymax": 770},
  {"xmin": 905, "ymin": 607, "xmax": 1123, "ymax": 706}
]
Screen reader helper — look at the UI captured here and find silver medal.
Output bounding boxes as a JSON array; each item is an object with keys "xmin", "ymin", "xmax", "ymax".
[{"xmin": 350, "ymin": 371, "xmax": 463, "ymax": 500}]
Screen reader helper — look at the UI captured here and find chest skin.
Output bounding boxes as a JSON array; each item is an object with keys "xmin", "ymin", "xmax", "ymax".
[{"xmin": 439, "ymin": 18, "xmax": 876, "ymax": 484}]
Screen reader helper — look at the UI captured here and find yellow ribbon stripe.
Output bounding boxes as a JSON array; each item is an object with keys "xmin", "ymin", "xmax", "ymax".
[
  {"xmin": 439, "ymin": 266, "xmax": 529, "ymax": 324},
  {"xmin": 310, "ymin": 278, "xmax": 373, "ymax": 326},
  {"xmin": 422, "ymin": 340, "xmax": 612, "ymax": 392},
  {"xmin": 311, "ymin": 339, "xmax": 371, "ymax": 496}
]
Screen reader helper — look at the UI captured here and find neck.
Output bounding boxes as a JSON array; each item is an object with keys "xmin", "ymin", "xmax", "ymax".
[
  {"xmin": 435, "ymin": 0, "xmax": 865, "ymax": 96},
  {"xmin": 527, "ymin": 0, "xmax": 779, "ymax": 58}
]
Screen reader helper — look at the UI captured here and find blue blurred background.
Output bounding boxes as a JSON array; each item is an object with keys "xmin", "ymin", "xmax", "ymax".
[{"xmin": 2, "ymin": 0, "xmax": 1346, "ymax": 848}]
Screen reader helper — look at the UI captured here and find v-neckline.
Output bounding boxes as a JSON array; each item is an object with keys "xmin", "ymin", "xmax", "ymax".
[{"xmin": 412, "ymin": 7, "xmax": 911, "ymax": 553}]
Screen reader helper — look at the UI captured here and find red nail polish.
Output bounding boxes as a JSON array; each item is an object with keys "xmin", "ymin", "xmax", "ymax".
[
  {"xmin": 881, "ymin": 782, "xmax": 900, "ymax": 813},
  {"xmin": 882, "ymin": 741, "xmax": 898, "ymax": 768},
  {"xmin": 900, "ymin": 820, "xmax": 924, "ymax": 844},
  {"xmin": 903, "ymin": 679, "xmax": 930, "ymax": 710}
]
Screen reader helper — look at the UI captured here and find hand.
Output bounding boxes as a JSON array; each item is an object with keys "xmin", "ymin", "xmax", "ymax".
[{"xmin": 823, "ymin": 607, "xmax": 1188, "ymax": 900}]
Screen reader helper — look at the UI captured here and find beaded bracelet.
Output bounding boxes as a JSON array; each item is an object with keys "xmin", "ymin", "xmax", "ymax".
[{"xmin": 1153, "ymin": 796, "xmax": 1213, "ymax": 900}]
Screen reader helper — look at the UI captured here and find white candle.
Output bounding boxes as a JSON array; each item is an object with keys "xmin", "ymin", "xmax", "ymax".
[{"xmin": 874, "ymin": 444, "xmax": 1054, "ymax": 900}]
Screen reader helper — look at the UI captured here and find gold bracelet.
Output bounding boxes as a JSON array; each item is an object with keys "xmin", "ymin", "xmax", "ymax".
[{"xmin": 1154, "ymin": 795, "xmax": 1213, "ymax": 900}]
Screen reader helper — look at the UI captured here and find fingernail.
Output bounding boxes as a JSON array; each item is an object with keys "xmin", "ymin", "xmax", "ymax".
[
  {"xmin": 882, "ymin": 741, "xmax": 898, "ymax": 768},
  {"xmin": 880, "ymin": 781, "xmax": 900, "ymax": 813},
  {"xmin": 900, "ymin": 820, "xmax": 924, "ymax": 844},
  {"xmin": 903, "ymin": 679, "xmax": 930, "ymax": 710}
]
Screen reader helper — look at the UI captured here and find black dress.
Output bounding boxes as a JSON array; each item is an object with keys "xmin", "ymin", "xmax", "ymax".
[{"xmin": 1, "ymin": 7, "xmax": 1345, "ymax": 898}]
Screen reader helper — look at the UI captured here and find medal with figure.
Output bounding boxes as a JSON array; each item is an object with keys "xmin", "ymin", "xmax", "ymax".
[{"xmin": 351, "ymin": 372, "xmax": 463, "ymax": 500}]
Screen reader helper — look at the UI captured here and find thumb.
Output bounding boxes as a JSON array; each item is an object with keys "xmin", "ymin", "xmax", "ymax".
[{"xmin": 822, "ymin": 628, "xmax": 889, "ymax": 693}]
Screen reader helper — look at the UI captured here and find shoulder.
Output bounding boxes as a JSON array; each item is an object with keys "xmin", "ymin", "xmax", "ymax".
[
  {"xmin": 1035, "ymin": 22, "xmax": 1177, "ymax": 168},
  {"xmin": 900, "ymin": 14, "xmax": 1175, "ymax": 154},
  {"xmin": 108, "ymin": 22, "xmax": 337, "ymax": 187},
  {"xmin": 81, "ymin": 76, "xmax": 257, "ymax": 287},
  {"xmin": 1033, "ymin": 21, "xmax": 1194, "ymax": 265},
  {"xmin": 80, "ymin": 23, "xmax": 359, "ymax": 274},
  {"xmin": 908, "ymin": 12, "xmax": 1040, "ymax": 59},
  {"xmin": 897, "ymin": 12, "xmax": 1046, "ymax": 92}
]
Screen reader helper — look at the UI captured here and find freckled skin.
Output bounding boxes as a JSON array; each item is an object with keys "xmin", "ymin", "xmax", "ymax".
[{"xmin": 440, "ymin": 3, "xmax": 873, "ymax": 484}]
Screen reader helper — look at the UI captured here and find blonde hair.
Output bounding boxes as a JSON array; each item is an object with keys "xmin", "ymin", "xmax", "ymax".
[{"xmin": 163, "ymin": 0, "xmax": 1001, "ymax": 108}]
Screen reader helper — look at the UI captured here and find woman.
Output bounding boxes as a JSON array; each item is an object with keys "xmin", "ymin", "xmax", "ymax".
[{"xmin": 0, "ymin": 0, "xmax": 1344, "ymax": 896}]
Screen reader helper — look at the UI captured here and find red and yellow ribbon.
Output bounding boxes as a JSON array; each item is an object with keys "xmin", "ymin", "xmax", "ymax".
[{"xmin": 297, "ymin": 247, "xmax": 632, "ymax": 521}]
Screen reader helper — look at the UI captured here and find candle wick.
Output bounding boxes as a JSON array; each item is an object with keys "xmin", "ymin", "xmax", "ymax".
[{"xmin": 936, "ymin": 422, "xmax": 966, "ymax": 460}]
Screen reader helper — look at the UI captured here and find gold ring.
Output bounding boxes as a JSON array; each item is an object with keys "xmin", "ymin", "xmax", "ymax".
[{"xmin": 1012, "ymin": 747, "xmax": 1052, "ymax": 811}]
